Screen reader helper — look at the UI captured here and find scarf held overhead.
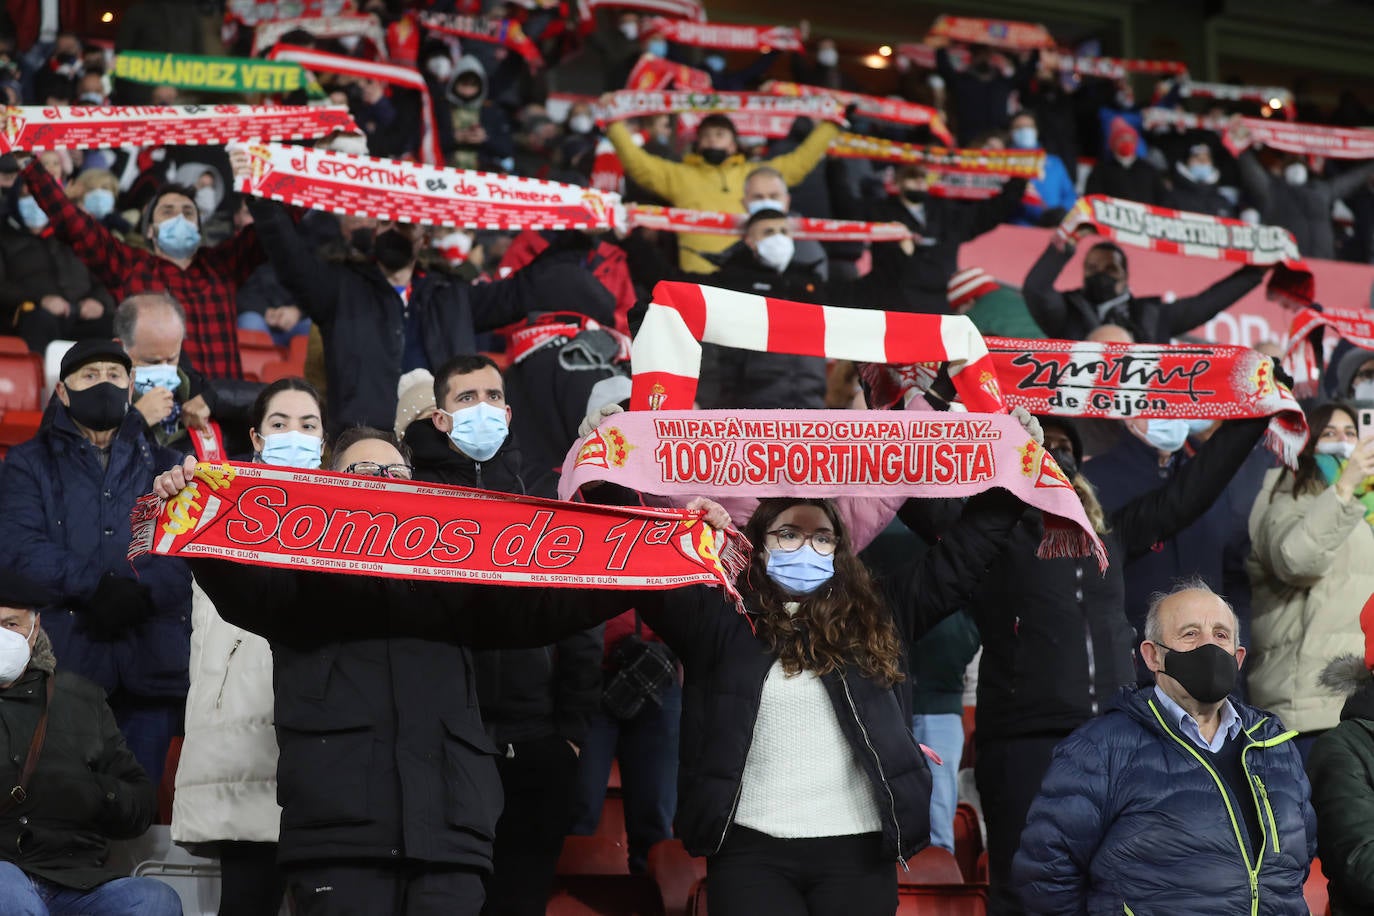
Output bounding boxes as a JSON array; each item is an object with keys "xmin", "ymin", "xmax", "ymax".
[
  {"xmin": 827, "ymin": 133, "xmax": 1044, "ymax": 177},
  {"xmin": 624, "ymin": 204, "xmax": 914, "ymax": 242},
  {"xmin": 629, "ymin": 281, "xmax": 1005, "ymax": 415},
  {"xmin": 418, "ymin": 12, "xmax": 545, "ymax": 70},
  {"xmin": 626, "ymin": 55, "xmax": 713, "ymax": 91},
  {"xmin": 1281, "ymin": 306, "xmax": 1374, "ymax": 393},
  {"xmin": 559, "ymin": 409, "xmax": 1106, "ymax": 568},
  {"xmin": 129, "ymin": 462, "xmax": 749, "ymax": 602},
  {"xmin": 234, "ymin": 141, "xmax": 619, "ymax": 229},
  {"xmin": 640, "ymin": 18, "xmax": 806, "ymax": 52},
  {"xmin": 252, "ymin": 14, "xmax": 387, "ymax": 57},
  {"xmin": 762, "ymin": 81, "xmax": 953, "ymax": 144},
  {"xmin": 981, "ymin": 337, "xmax": 1308, "ymax": 467},
  {"xmin": 925, "ymin": 15, "xmax": 1055, "ymax": 50},
  {"xmin": 1143, "ymin": 109, "xmax": 1374, "ymax": 161},
  {"xmin": 0, "ymin": 104, "xmax": 355, "ymax": 153},
  {"xmin": 595, "ymin": 90, "xmax": 844, "ymax": 125},
  {"xmin": 226, "ymin": 0, "xmax": 354, "ymax": 25},
  {"xmin": 113, "ymin": 51, "xmax": 323, "ymax": 96}
]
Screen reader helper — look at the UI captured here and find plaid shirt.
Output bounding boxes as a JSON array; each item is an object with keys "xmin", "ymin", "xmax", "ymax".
[{"xmin": 25, "ymin": 161, "xmax": 263, "ymax": 379}]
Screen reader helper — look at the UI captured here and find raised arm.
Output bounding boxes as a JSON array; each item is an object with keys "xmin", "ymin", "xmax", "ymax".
[
  {"xmin": 1236, "ymin": 149, "xmax": 1273, "ymax": 213},
  {"xmin": 1163, "ymin": 265, "xmax": 1266, "ymax": 338},
  {"xmin": 763, "ymin": 120, "xmax": 841, "ymax": 187},
  {"xmin": 245, "ymin": 199, "xmax": 343, "ymax": 325},
  {"xmin": 1022, "ymin": 237, "xmax": 1076, "ymax": 337},
  {"xmin": 23, "ymin": 159, "xmax": 140, "ymax": 289},
  {"xmin": 197, "ymin": 220, "xmax": 267, "ymax": 289},
  {"xmin": 606, "ymin": 120, "xmax": 690, "ymax": 204}
]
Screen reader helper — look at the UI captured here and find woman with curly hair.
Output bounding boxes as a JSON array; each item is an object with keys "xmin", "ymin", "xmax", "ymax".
[{"xmin": 631, "ymin": 485, "xmax": 1026, "ymax": 916}]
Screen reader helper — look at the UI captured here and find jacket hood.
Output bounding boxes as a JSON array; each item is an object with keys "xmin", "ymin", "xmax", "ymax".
[
  {"xmin": 446, "ymin": 55, "xmax": 487, "ymax": 107},
  {"xmin": 29, "ymin": 627, "xmax": 55, "ymax": 675},
  {"xmin": 1332, "ymin": 346, "xmax": 1374, "ymax": 399},
  {"xmin": 1319, "ymin": 654, "xmax": 1374, "ymax": 721}
]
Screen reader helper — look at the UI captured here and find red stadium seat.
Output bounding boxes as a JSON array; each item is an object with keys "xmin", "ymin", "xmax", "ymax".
[
  {"xmin": 157, "ymin": 736, "xmax": 183, "ymax": 826},
  {"xmin": 953, "ymin": 803, "xmax": 985, "ymax": 883},
  {"xmin": 685, "ymin": 878, "xmax": 707, "ymax": 916},
  {"xmin": 896, "ymin": 886, "xmax": 987, "ymax": 916},
  {"xmin": 0, "ymin": 409, "xmax": 44, "ymax": 457},
  {"xmin": 0, "ymin": 352, "xmax": 45, "ymax": 413},
  {"xmin": 552, "ymin": 836, "xmax": 663, "ymax": 914},
  {"xmin": 237, "ymin": 329, "xmax": 285, "ymax": 383},
  {"xmin": 900, "ymin": 847, "xmax": 966, "ymax": 885},
  {"xmin": 647, "ymin": 840, "xmax": 706, "ymax": 916},
  {"xmin": 1305, "ymin": 857, "xmax": 1329, "ymax": 916},
  {"xmin": 0, "ymin": 337, "xmax": 29, "ymax": 355}
]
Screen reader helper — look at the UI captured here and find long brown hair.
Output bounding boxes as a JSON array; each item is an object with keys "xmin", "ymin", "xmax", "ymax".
[
  {"xmin": 742, "ymin": 498, "xmax": 906, "ymax": 687},
  {"xmin": 1276, "ymin": 400, "xmax": 1356, "ymax": 500}
]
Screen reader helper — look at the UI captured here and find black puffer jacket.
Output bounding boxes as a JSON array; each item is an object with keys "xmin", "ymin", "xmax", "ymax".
[
  {"xmin": 249, "ymin": 199, "xmax": 614, "ymax": 433},
  {"xmin": 192, "ymin": 557, "xmax": 626, "ymax": 869},
  {"xmin": 971, "ymin": 417, "xmax": 1270, "ymax": 742},
  {"xmin": 1023, "ymin": 238, "xmax": 1265, "ymax": 343},
  {"xmin": 635, "ymin": 489, "xmax": 1023, "ymax": 861},
  {"xmin": 0, "ymin": 633, "xmax": 155, "ymax": 890},
  {"xmin": 406, "ymin": 420, "xmax": 604, "ymax": 748}
]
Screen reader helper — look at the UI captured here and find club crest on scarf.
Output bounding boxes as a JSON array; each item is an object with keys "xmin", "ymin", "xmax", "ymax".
[
  {"xmin": 1020, "ymin": 441, "xmax": 1072, "ymax": 491},
  {"xmin": 576, "ymin": 425, "xmax": 635, "ymax": 469}
]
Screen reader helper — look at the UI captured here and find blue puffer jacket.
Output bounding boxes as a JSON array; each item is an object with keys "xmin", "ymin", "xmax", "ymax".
[
  {"xmin": 0, "ymin": 397, "xmax": 192, "ymax": 697},
  {"xmin": 1013, "ymin": 685, "xmax": 1314, "ymax": 916}
]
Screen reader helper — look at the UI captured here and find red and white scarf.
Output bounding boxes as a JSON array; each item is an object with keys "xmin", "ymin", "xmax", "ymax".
[
  {"xmin": 559, "ymin": 408, "xmax": 1107, "ymax": 567},
  {"xmin": 233, "ymin": 141, "xmax": 619, "ymax": 229},
  {"xmin": 0, "ymin": 104, "xmax": 356, "ymax": 153},
  {"xmin": 1059, "ymin": 56, "xmax": 1187, "ymax": 79},
  {"xmin": 1069, "ymin": 195, "xmax": 1310, "ymax": 275},
  {"xmin": 678, "ymin": 110, "xmax": 795, "ymax": 140},
  {"xmin": 624, "ymin": 204, "xmax": 914, "ymax": 242},
  {"xmin": 828, "ymin": 133, "xmax": 1045, "ymax": 177},
  {"xmin": 1167, "ymin": 80, "xmax": 1295, "ymax": 118},
  {"xmin": 268, "ymin": 44, "xmax": 442, "ymax": 165},
  {"xmin": 577, "ymin": 0, "xmax": 705, "ymax": 23},
  {"xmin": 1282, "ymin": 306, "xmax": 1374, "ymax": 395},
  {"xmin": 980, "ymin": 337, "xmax": 1308, "ymax": 467},
  {"xmin": 595, "ymin": 89, "xmax": 844, "ymax": 125},
  {"xmin": 130, "ymin": 462, "xmax": 749, "ymax": 606},
  {"xmin": 762, "ymin": 81, "xmax": 953, "ymax": 145},
  {"xmin": 629, "ymin": 281, "xmax": 1004, "ymax": 415},
  {"xmin": 640, "ymin": 18, "xmax": 806, "ymax": 53},
  {"xmin": 1144, "ymin": 108, "xmax": 1374, "ymax": 161},
  {"xmin": 252, "ymin": 14, "xmax": 385, "ymax": 56},
  {"xmin": 925, "ymin": 15, "xmax": 1055, "ymax": 50},
  {"xmin": 227, "ymin": 0, "xmax": 353, "ymax": 25},
  {"xmin": 625, "ymin": 55, "xmax": 713, "ymax": 91},
  {"xmin": 418, "ymin": 12, "xmax": 546, "ymax": 70},
  {"xmin": 506, "ymin": 313, "xmax": 633, "ymax": 364}
]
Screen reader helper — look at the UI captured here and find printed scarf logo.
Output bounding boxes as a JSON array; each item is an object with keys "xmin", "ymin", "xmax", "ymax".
[
  {"xmin": 114, "ymin": 51, "xmax": 323, "ymax": 96},
  {"xmin": 0, "ymin": 104, "xmax": 355, "ymax": 153}
]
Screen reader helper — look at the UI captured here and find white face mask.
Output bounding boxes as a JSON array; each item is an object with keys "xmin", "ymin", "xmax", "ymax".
[
  {"xmin": 1316, "ymin": 440, "xmax": 1355, "ymax": 461},
  {"xmin": 569, "ymin": 114, "xmax": 595, "ymax": 135},
  {"xmin": 817, "ymin": 47, "xmax": 839, "ymax": 68},
  {"xmin": 755, "ymin": 233, "xmax": 794, "ymax": 272},
  {"xmin": 619, "ymin": 21, "xmax": 639, "ymax": 41},
  {"xmin": 194, "ymin": 185, "xmax": 218, "ymax": 218},
  {"xmin": 0, "ymin": 618, "xmax": 34, "ymax": 684},
  {"xmin": 1284, "ymin": 162, "xmax": 1308, "ymax": 186},
  {"xmin": 1354, "ymin": 379, "xmax": 1374, "ymax": 402},
  {"xmin": 426, "ymin": 56, "xmax": 454, "ymax": 82},
  {"xmin": 746, "ymin": 198, "xmax": 786, "ymax": 217}
]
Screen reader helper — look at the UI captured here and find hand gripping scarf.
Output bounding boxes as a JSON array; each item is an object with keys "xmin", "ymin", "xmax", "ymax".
[
  {"xmin": 0, "ymin": 104, "xmax": 355, "ymax": 153},
  {"xmin": 129, "ymin": 462, "xmax": 749, "ymax": 606},
  {"xmin": 233, "ymin": 141, "xmax": 619, "ymax": 230}
]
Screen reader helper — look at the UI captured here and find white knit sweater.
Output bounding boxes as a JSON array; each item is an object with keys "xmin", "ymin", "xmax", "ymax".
[{"xmin": 733, "ymin": 656, "xmax": 884, "ymax": 838}]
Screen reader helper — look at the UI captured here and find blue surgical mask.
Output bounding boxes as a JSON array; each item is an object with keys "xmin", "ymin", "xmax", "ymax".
[
  {"xmin": 765, "ymin": 544, "xmax": 834, "ymax": 594},
  {"xmin": 647, "ymin": 39, "xmax": 669, "ymax": 58},
  {"xmin": 260, "ymin": 430, "xmax": 323, "ymax": 469},
  {"xmin": 1185, "ymin": 418, "xmax": 1214, "ymax": 438},
  {"xmin": 445, "ymin": 402, "xmax": 508, "ymax": 462},
  {"xmin": 1143, "ymin": 418, "xmax": 1189, "ymax": 454},
  {"xmin": 17, "ymin": 196, "xmax": 47, "ymax": 229},
  {"xmin": 133, "ymin": 364, "xmax": 180, "ymax": 394},
  {"xmin": 704, "ymin": 54, "xmax": 726, "ymax": 73},
  {"xmin": 84, "ymin": 187, "xmax": 115, "ymax": 218},
  {"xmin": 1011, "ymin": 126, "xmax": 1038, "ymax": 150},
  {"xmin": 1188, "ymin": 162, "xmax": 1218, "ymax": 185},
  {"xmin": 155, "ymin": 214, "xmax": 201, "ymax": 259}
]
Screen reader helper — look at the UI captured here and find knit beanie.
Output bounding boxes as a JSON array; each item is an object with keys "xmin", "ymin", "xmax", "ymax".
[
  {"xmin": 394, "ymin": 369, "xmax": 436, "ymax": 440},
  {"xmin": 947, "ymin": 267, "xmax": 999, "ymax": 313}
]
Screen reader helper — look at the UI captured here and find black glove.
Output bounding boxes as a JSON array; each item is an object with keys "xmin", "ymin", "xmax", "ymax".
[{"xmin": 79, "ymin": 573, "xmax": 156, "ymax": 642}]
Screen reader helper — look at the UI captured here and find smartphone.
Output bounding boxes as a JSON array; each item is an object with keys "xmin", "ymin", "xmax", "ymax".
[{"xmin": 1362, "ymin": 409, "xmax": 1374, "ymax": 438}]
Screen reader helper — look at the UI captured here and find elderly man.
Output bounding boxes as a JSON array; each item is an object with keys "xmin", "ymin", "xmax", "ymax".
[
  {"xmin": 1012, "ymin": 580, "xmax": 1314, "ymax": 915},
  {"xmin": 0, "ymin": 570, "xmax": 180, "ymax": 916},
  {"xmin": 740, "ymin": 166, "xmax": 828, "ymax": 279},
  {"xmin": 0, "ymin": 340, "xmax": 192, "ymax": 786},
  {"xmin": 116, "ymin": 292, "xmax": 213, "ymax": 449}
]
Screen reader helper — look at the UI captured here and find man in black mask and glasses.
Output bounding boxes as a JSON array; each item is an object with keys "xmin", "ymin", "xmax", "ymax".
[
  {"xmin": 0, "ymin": 339, "xmax": 193, "ymax": 789},
  {"xmin": 1012, "ymin": 579, "xmax": 1314, "ymax": 916}
]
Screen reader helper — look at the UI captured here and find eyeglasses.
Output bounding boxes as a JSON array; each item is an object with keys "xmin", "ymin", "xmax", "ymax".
[
  {"xmin": 765, "ymin": 528, "xmax": 838, "ymax": 556},
  {"xmin": 344, "ymin": 462, "xmax": 414, "ymax": 480}
]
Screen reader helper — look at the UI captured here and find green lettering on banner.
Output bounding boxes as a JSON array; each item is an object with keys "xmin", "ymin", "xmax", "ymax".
[{"xmin": 114, "ymin": 50, "xmax": 322, "ymax": 98}]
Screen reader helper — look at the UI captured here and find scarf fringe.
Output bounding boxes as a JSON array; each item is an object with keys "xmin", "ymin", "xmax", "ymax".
[
  {"xmin": 1264, "ymin": 425, "xmax": 1303, "ymax": 471},
  {"xmin": 717, "ymin": 530, "xmax": 754, "ymax": 616},
  {"xmin": 128, "ymin": 493, "xmax": 163, "ymax": 561},
  {"xmin": 1036, "ymin": 523, "xmax": 1109, "ymax": 573}
]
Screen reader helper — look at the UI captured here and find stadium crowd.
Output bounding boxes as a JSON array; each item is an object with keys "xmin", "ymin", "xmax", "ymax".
[{"xmin": 0, "ymin": 1, "xmax": 1371, "ymax": 915}]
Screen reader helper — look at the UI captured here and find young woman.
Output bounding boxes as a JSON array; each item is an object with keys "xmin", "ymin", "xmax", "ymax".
[
  {"xmin": 1248, "ymin": 401, "xmax": 1374, "ymax": 755},
  {"xmin": 632, "ymin": 488, "xmax": 1025, "ymax": 915},
  {"xmin": 171, "ymin": 377, "xmax": 325, "ymax": 916}
]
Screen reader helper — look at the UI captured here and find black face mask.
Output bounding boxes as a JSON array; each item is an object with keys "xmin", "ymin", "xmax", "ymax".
[
  {"xmin": 349, "ymin": 227, "xmax": 375, "ymax": 255},
  {"xmin": 1159, "ymin": 642, "xmax": 1238, "ymax": 704},
  {"xmin": 1049, "ymin": 446, "xmax": 1078, "ymax": 480},
  {"xmin": 373, "ymin": 229, "xmax": 414, "ymax": 273},
  {"xmin": 700, "ymin": 148, "xmax": 730, "ymax": 166},
  {"xmin": 65, "ymin": 381, "xmax": 129, "ymax": 432},
  {"xmin": 1083, "ymin": 272, "xmax": 1124, "ymax": 305},
  {"xmin": 901, "ymin": 189, "xmax": 928, "ymax": 206}
]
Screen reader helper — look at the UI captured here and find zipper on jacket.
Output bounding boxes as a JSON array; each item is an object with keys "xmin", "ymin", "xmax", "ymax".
[
  {"xmin": 712, "ymin": 661, "xmax": 773, "ymax": 855},
  {"xmin": 1253, "ymin": 774, "xmax": 1281, "ymax": 856},
  {"xmin": 1077, "ymin": 565, "xmax": 1098, "ymax": 716},
  {"xmin": 840, "ymin": 675, "xmax": 906, "ymax": 870},
  {"xmin": 215, "ymin": 639, "xmax": 243, "ymax": 710},
  {"xmin": 1147, "ymin": 700, "xmax": 1260, "ymax": 916}
]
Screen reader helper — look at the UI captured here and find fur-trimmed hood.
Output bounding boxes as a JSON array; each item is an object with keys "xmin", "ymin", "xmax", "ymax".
[
  {"xmin": 1320, "ymin": 653, "xmax": 1374, "ymax": 722},
  {"xmin": 29, "ymin": 627, "xmax": 55, "ymax": 675}
]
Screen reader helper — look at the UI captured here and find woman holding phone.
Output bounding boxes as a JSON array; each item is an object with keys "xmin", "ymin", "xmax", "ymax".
[{"xmin": 1248, "ymin": 401, "xmax": 1374, "ymax": 757}]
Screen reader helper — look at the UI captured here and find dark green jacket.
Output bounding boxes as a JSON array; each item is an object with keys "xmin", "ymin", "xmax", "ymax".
[{"xmin": 1308, "ymin": 668, "xmax": 1374, "ymax": 915}]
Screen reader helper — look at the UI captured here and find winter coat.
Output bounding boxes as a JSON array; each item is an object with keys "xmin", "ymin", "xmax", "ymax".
[
  {"xmin": 249, "ymin": 199, "xmax": 614, "ymax": 433},
  {"xmin": 189, "ymin": 557, "xmax": 631, "ymax": 869},
  {"xmin": 605, "ymin": 119, "xmax": 839, "ymax": 273},
  {"xmin": 636, "ymin": 489, "xmax": 1024, "ymax": 861},
  {"xmin": 1084, "ymin": 156, "xmax": 1167, "ymax": 206},
  {"xmin": 1306, "ymin": 670, "xmax": 1374, "ymax": 916},
  {"xmin": 1246, "ymin": 468, "xmax": 1374, "ymax": 733},
  {"xmin": 407, "ymin": 421, "xmax": 604, "ymax": 748},
  {"xmin": 853, "ymin": 185, "xmax": 1027, "ymax": 314},
  {"xmin": 1164, "ymin": 167, "xmax": 1237, "ymax": 218},
  {"xmin": 1014, "ymin": 153, "xmax": 1077, "ymax": 226},
  {"xmin": 0, "ymin": 630, "xmax": 156, "ymax": 890},
  {"xmin": 936, "ymin": 49, "xmax": 1033, "ymax": 146},
  {"xmin": 0, "ymin": 398, "xmax": 192, "ymax": 698},
  {"xmin": 1013, "ymin": 685, "xmax": 1314, "ymax": 916},
  {"xmin": 1023, "ymin": 238, "xmax": 1265, "ymax": 343},
  {"xmin": 1084, "ymin": 434, "xmax": 1276, "ymax": 681},
  {"xmin": 1238, "ymin": 151, "xmax": 1374, "ymax": 260},
  {"xmin": 171, "ymin": 581, "xmax": 279, "ymax": 848},
  {"xmin": 435, "ymin": 55, "xmax": 515, "ymax": 172},
  {"xmin": 971, "ymin": 417, "xmax": 1270, "ymax": 742},
  {"xmin": 0, "ymin": 227, "xmax": 114, "ymax": 327}
]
